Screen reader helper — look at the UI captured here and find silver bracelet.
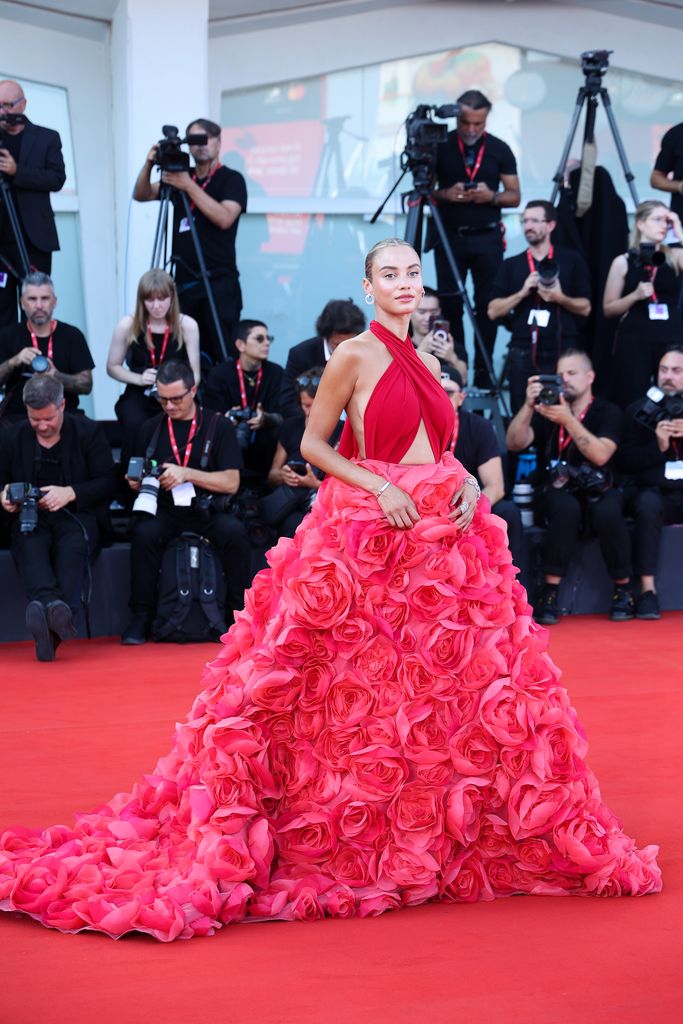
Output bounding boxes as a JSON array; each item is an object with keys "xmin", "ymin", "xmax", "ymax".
[
  {"xmin": 375, "ymin": 479, "xmax": 391, "ymax": 499},
  {"xmin": 464, "ymin": 476, "xmax": 481, "ymax": 499}
]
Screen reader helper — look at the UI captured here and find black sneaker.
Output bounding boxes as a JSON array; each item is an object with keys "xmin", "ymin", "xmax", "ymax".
[
  {"xmin": 534, "ymin": 587, "xmax": 559, "ymax": 625},
  {"xmin": 121, "ymin": 614, "xmax": 150, "ymax": 645},
  {"xmin": 46, "ymin": 600, "xmax": 78, "ymax": 643},
  {"xmin": 610, "ymin": 587, "xmax": 635, "ymax": 622},
  {"xmin": 26, "ymin": 601, "xmax": 55, "ymax": 662},
  {"xmin": 636, "ymin": 590, "xmax": 661, "ymax": 620}
]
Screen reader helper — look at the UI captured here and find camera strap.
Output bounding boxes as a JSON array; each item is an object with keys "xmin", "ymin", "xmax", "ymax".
[
  {"xmin": 457, "ymin": 133, "xmax": 486, "ymax": 181},
  {"xmin": 199, "ymin": 412, "xmax": 221, "ymax": 471},
  {"xmin": 526, "ymin": 246, "xmax": 554, "ymax": 367},
  {"xmin": 144, "ymin": 418, "xmax": 165, "ymax": 463},
  {"xmin": 558, "ymin": 397, "xmax": 593, "ymax": 456},
  {"xmin": 28, "ymin": 320, "xmax": 57, "ymax": 362}
]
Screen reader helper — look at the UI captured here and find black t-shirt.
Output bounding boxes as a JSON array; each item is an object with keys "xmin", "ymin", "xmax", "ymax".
[
  {"xmin": 618, "ymin": 399, "xmax": 683, "ymax": 493},
  {"xmin": 172, "ymin": 165, "xmax": 247, "ymax": 280},
  {"xmin": 0, "ymin": 133, "xmax": 25, "ymax": 242},
  {"xmin": 125, "ymin": 331, "xmax": 189, "ymax": 375},
  {"xmin": 35, "ymin": 439, "xmax": 65, "ymax": 489},
  {"xmin": 618, "ymin": 255, "xmax": 683, "ymax": 338},
  {"xmin": 0, "ymin": 321, "xmax": 95, "ymax": 418},
  {"xmin": 452, "ymin": 409, "xmax": 500, "ymax": 478},
  {"xmin": 139, "ymin": 406, "xmax": 242, "ymax": 510},
  {"xmin": 278, "ymin": 414, "xmax": 306, "ymax": 463},
  {"xmin": 531, "ymin": 395, "xmax": 622, "ymax": 483},
  {"xmin": 490, "ymin": 246, "xmax": 591, "ymax": 353},
  {"xmin": 435, "ymin": 131, "xmax": 517, "ymax": 229},
  {"xmin": 654, "ymin": 123, "xmax": 683, "ymax": 221},
  {"xmin": 203, "ymin": 359, "xmax": 283, "ymax": 417}
]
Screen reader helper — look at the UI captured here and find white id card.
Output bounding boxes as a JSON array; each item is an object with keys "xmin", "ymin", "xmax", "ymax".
[
  {"xmin": 528, "ymin": 308, "xmax": 550, "ymax": 328},
  {"xmin": 0, "ymin": 272, "xmax": 7, "ymax": 288},
  {"xmin": 171, "ymin": 481, "xmax": 196, "ymax": 506},
  {"xmin": 179, "ymin": 217, "xmax": 192, "ymax": 233},
  {"xmin": 648, "ymin": 303, "xmax": 669, "ymax": 321},
  {"xmin": 664, "ymin": 460, "xmax": 683, "ymax": 481}
]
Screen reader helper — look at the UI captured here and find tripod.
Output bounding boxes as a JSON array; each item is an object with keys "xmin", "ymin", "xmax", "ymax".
[
  {"xmin": 150, "ymin": 182, "xmax": 229, "ymax": 363},
  {"xmin": 549, "ymin": 52, "xmax": 639, "ymax": 207}
]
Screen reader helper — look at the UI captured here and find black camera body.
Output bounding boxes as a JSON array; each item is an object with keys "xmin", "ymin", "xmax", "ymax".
[
  {"xmin": 628, "ymin": 244, "xmax": 666, "ymax": 282},
  {"xmin": 7, "ymin": 482, "xmax": 43, "ymax": 533},
  {"xmin": 227, "ymin": 408, "xmax": 252, "ymax": 449},
  {"xmin": 535, "ymin": 374, "xmax": 565, "ymax": 406},
  {"xmin": 155, "ymin": 125, "xmax": 209, "ymax": 173},
  {"xmin": 127, "ymin": 457, "xmax": 163, "ymax": 482},
  {"xmin": 633, "ymin": 386, "xmax": 683, "ymax": 431},
  {"xmin": 535, "ymin": 257, "xmax": 558, "ymax": 288},
  {"xmin": 549, "ymin": 461, "xmax": 611, "ymax": 498},
  {"xmin": 404, "ymin": 103, "xmax": 460, "ymax": 182},
  {"xmin": 580, "ymin": 49, "xmax": 612, "ymax": 78}
]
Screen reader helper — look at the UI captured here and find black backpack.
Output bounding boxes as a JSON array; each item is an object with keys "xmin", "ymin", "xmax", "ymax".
[{"xmin": 152, "ymin": 532, "xmax": 228, "ymax": 643}]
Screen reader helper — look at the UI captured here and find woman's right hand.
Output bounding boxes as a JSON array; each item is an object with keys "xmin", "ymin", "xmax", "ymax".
[
  {"xmin": 140, "ymin": 368, "xmax": 158, "ymax": 386},
  {"xmin": 634, "ymin": 280, "xmax": 654, "ymax": 301},
  {"xmin": 376, "ymin": 482, "xmax": 420, "ymax": 530}
]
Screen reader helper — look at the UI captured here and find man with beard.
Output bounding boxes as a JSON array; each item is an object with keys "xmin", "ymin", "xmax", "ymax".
[
  {"xmin": 488, "ymin": 200, "xmax": 591, "ymax": 413},
  {"xmin": 506, "ymin": 349, "xmax": 633, "ymax": 624}
]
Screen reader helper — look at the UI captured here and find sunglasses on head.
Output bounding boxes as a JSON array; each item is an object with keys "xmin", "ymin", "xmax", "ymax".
[{"xmin": 296, "ymin": 375, "xmax": 321, "ymax": 389}]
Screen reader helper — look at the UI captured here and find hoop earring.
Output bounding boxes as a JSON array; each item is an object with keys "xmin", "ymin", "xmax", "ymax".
[{"xmin": 365, "ymin": 293, "xmax": 374, "ymax": 305}]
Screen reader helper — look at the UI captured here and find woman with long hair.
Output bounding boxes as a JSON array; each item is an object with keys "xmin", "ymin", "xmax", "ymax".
[
  {"xmin": 603, "ymin": 200, "xmax": 683, "ymax": 407},
  {"xmin": 0, "ymin": 239, "xmax": 660, "ymax": 940}
]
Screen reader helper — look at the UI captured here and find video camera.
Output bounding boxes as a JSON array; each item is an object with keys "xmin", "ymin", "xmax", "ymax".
[
  {"xmin": 628, "ymin": 243, "xmax": 666, "ymax": 282},
  {"xmin": 403, "ymin": 104, "xmax": 460, "ymax": 182},
  {"xmin": 633, "ymin": 386, "xmax": 683, "ymax": 431},
  {"xmin": 6, "ymin": 482, "xmax": 42, "ymax": 533},
  {"xmin": 580, "ymin": 50, "xmax": 612, "ymax": 79},
  {"xmin": 535, "ymin": 374, "xmax": 566, "ymax": 406},
  {"xmin": 154, "ymin": 125, "xmax": 209, "ymax": 174}
]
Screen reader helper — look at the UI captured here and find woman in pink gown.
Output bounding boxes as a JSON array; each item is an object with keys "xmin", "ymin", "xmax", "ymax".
[{"xmin": 0, "ymin": 239, "xmax": 661, "ymax": 941}]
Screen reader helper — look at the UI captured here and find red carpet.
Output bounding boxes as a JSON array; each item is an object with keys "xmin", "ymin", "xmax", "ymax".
[{"xmin": 0, "ymin": 617, "xmax": 681, "ymax": 1024}]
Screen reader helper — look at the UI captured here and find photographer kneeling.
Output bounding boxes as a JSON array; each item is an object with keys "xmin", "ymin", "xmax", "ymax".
[
  {"xmin": 0, "ymin": 375, "xmax": 115, "ymax": 660},
  {"xmin": 618, "ymin": 346, "xmax": 683, "ymax": 619},
  {"xmin": 506, "ymin": 349, "xmax": 633, "ymax": 624},
  {"xmin": 122, "ymin": 359, "xmax": 250, "ymax": 645}
]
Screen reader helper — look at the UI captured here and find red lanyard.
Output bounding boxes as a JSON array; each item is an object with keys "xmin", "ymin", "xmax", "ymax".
[
  {"xmin": 28, "ymin": 320, "xmax": 57, "ymax": 362},
  {"xmin": 649, "ymin": 266, "xmax": 659, "ymax": 305},
  {"xmin": 457, "ymin": 133, "xmax": 486, "ymax": 182},
  {"xmin": 558, "ymin": 398, "xmax": 593, "ymax": 456},
  {"xmin": 146, "ymin": 324, "xmax": 170, "ymax": 368},
  {"xmin": 448, "ymin": 413, "xmax": 460, "ymax": 454},
  {"xmin": 526, "ymin": 244, "xmax": 554, "ymax": 275},
  {"xmin": 236, "ymin": 362, "xmax": 263, "ymax": 410},
  {"xmin": 526, "ymin": 246, "xmax": 554, "ymax": 367},
  {"xmin": 190, "ymin": 161, "xmax": 221, "ymax": 212},
  {"xmin": 167, "ymin": 412, "xmax": 197, "ymax": 468}
]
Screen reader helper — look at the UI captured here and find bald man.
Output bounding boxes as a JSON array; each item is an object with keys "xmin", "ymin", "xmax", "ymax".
[{"xmin": 0, "ymin": 79, "xmax": 66, "ymax": 328}]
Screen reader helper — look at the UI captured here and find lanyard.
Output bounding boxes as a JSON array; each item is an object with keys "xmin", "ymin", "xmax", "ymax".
[
  {"xmin": 167, "ymin": 411, "xmax": 198, "ymax": 468},
  {"xmin": 526, "ymin": 246, "xmax": 555, "ymax": 367},
  {"xmin": 189, "ymin": 161, "xmax": 221, "ymax": 212},
  {"xmin": 558, "ymin": 397, "xmax": 593, "ymax": 456},
  {"xmin": 456, "ymin": 133, "xmax": 486, "ymax": 182},
  {"xmin": 649, "ymin": 265, "xmax": 659, "ymax": 305},
  {"xmin": 28, "ymin": 320, "xmax": 57, "ymax": 362},
  {"xmin": 146, "ymin": 324, "xmax": 170, "ymax": 368},
  {"xmin": 448, "ymin": 412, "xmax": 460, "ymax": 454},
  {"xmin": 236, "ymin": 362, "xmax": 263, "ymax": 410}
]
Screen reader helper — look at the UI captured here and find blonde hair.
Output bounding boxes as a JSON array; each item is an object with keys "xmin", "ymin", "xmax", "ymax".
[
  {"xmin": 630, "ymin": 200, "xmax": 676, "ymax": 270},
  {"xmin": 364, "ymin": 238, "xmax": 419, "ymax": 280},
  {"xmin": 130, "ymin": 269, "xmax": 184, "ymax": 348}
]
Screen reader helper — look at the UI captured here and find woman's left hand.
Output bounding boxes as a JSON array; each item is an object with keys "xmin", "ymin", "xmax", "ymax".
[{"xmin": 448, "ymin": 477, "xmax": 479, "ymax": 529}]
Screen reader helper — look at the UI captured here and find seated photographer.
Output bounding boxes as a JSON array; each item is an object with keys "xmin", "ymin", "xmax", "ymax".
[
  {"xmin": 603, "ymin": 200, "xmax": 683, "ymax": 409},
  {"xmin": 204, "ymin": 319, "xmax": 283, "ymax": 490},
  {"xmin": 0, "ymin": 375, "xmax": 115, "ymax": 661},
  {"xmin": 441, "ymin": 366, "xmax": 525, "ymax": 573},
  {"xmin": 506, "ymin": 349, "xmax": 633, "ymax": 624},
  {"xmin": 106, "ymin": 269, "xmax": 200, "ymax": 470},
  {"xmin": 0, "ymin": 273, "xmax": 94, "ymax": 423},
  {"xmin": 409, "ymin": 286, "xmax": 468, "ymax": 381},
  {"xmin": 618, "ymin": 346, "xmax": 683, "ymax": 619},
  {"xmin": 122, "ymin": 359, "xmax": 249, "ymax": 645},
  {"xmin": 488, "ymin": 200, "xmax": 591, "ymax": 414},
  {"xmin": 280, "ymin": 299, "xmax": 365, "ymax": 418}
]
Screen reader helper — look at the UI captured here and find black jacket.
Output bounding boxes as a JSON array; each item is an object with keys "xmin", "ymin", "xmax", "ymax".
[
  {"xmin": 8, "ymin": 119, "xmax": 66, "ymax": 252},
  {"xmin": 280, "ymin": 337, "xmax": 327, "ymax": 418}
]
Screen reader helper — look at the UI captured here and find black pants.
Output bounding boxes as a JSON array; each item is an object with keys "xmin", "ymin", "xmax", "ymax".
[
  {"xmin": 114, "ymin": 387, "xmax": 161, "ymax": 472},
  {"xmin": 491, "ymin": 498, "xmax": 527, "ymax": 581},
  {"xmin": 433, "ymin": 229, "xmax": 503, "ymax": 386},
  {"xmin": 129, "ymin": 506, "xmax": 251, "ymax": 618},
  {"xmin": 176, "ymin": 272, "xmax": 242, "ymax": 364},
  {"xmin": 0, "ymin": 246, "xmax": 52, "ymax": 329},
  {"xmin": 627, "ymin": 488, "xmax": 683, "ymax": 576},
  {"xmin": 539, "ymin": 487, "xmax": 632, "ymax": 580},
  {"xmin": 11, "ymin": 509, "xmax": 98, "ymax": 609}
]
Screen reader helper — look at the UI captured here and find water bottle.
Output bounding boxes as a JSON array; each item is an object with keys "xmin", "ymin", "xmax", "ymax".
[{"xmin": 513, "ymin": 448, "xmax": 537, "ymax": 527}]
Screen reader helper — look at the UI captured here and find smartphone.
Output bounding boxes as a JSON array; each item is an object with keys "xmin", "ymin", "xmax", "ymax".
[
  {"xmin": 287, "ymin": 460, "xmax": 308, "ymax": 476},
  {"xmin": 463, "ymin": 182, "xmax": 478, "ymax": 191},
  {"xmin": 432, "ymin": 318, "xmax": 450, "ymax": 336}
]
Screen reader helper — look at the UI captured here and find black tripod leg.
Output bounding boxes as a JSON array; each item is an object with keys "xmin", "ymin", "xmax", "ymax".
[
  {"xmin": 178, "ymin": 190, "xmax": 229, "ymax": 362},
  {"xmin": 600, "ymin": 88, "xmax": 639, "ymax": 207},
  {"xmin": 0, "ymin": 178, "xmax": 31, "ymax": 277},
  {"xmin": 404, "ymin": 192, "xmax": 424, "ymax": 255},
  {"xmin": 549, "ymin": 87, "xmax": 587, "ymax": 206}
]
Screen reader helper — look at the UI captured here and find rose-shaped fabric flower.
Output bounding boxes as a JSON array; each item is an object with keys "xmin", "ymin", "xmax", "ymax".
[
  {"xmin": 325, "ymin": 671, "xmax": 377, "ymax": 727},
  {"xmin": 388, "ymin": 782, "xmax": 445, "ymax": 852},
  {"xmin": 440, "ymin": 849, "xmax": 494, "ymax": 903},
  {"xmin": 276, "ymin": 808, "xmax": 337, "ymax": 866},
  {"xmin": 345, "ymin": 746, "xmax": 410, "ymax": 802},
  {"xmin": 283, "ymin": 557, "xmax": 354, "ymax": 629},
  {"xmin": 445, "ymin": 776, "xmax": 490, "ymax": 845},
  {"xmin": 396, "ymin": 701, "xmax": 452, "ymax": 765},
  {"xmin": 331, "ymin": 616, "xmax": 375, "ymax": 660},
  {"xmin": 449, "ymin": 722, "xmax": 500, "ymax": 776},
  {"xmin": 326, "ymin": 844, "xmax": 378, "ymax": 887},
  {"xmin": 508, "ymin": 775, "xmax": 573, "ymax": 839},
  {"xmin": 479, "ymin": 678, "xmax": 541, "ymax": 746},
  {"xmin": 354, "ymin": 633, "xmax": 399, "ymax": 684},
  {"xmin": 334, "ymin": 801, "xmax": 388, "ymax": 849}
]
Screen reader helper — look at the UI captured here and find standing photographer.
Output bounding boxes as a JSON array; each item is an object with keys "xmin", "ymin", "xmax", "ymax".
[
  {"xmin": 506, "ymin": 349, "xmax": 633, "ymax": 625},
  {"xmin": 488, "ymin": 200, "xmax": 591, "ymax": 413},
  {"xmin": 122, "ymin": 359, "xmax": 250, "ymax": 645},
  {"xmin": 133, "ymin": 119, "xmax": 247, "ymax": 363},
  {"xmin": 0, "ymin": 79, "xmax": 66, "ymax": 328},
  {"xmin": 603, "ymin": 200, "xmax": 683, "ymax": 408},
  {"xmin": 618, "ymin": 346, "xmax": 683, "ymax": 619}
]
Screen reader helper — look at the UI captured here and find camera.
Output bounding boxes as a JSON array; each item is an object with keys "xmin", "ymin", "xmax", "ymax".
[
  {"xmin": 580, "ymin": 50, "xmax": 612, "ymax": 78},
  {"xmin": 227, "ymin": 408, "xmax": 252, "ymax": 449},
  {"xmin": 128, "ymin": 459, "xmax": 164, "ymax": 516},
  {"xmin": 403, "ymin": 104, "xmax": 460, "ymax": 182},
  {"xmin": 628, "ymin": 243, "xmax": 666, "ymax": 281},
  {"xmin": 535, "ymin": 257, "xmax": 558, "ymax": 288},
  {"xmin": 633, "ymin": 386, "xmax": 683, "ymax": 431},
  {"xmin": 287, "ymin": 460, "xmax": 308, "ymax": 476},
  {"xmin": 31, "ymin": 354, "xmax": 50, "ymax": 373},
  {"xmin": 154, "ymin": 124, "xmax": 209, "ymax": 173},
  {"xmin": 6, "ymin": 482, "xmax": 43, "ymax": 533},
  {"xmin": 549, "ymin": 461, "xmax": 611, "ymax": 498},
  {"xmin": 535, "ymin": 374, "xmax": 565, "ymax": 406}
]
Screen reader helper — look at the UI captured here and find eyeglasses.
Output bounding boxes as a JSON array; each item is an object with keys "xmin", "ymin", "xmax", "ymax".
[
  {"xmin": 296, "ymin": 375, "xmax": 321, "ymax": 388},
  {"xmin": 156, "ymin": 388, "xmax": 192, "ymax": 405},
  {"xmin": 249, "ymin": 333, "xmax": 273, "ymax": 343},
  {"xmin": 0, "ymin": 97, "xmax": 23, "ymax": 111},
  {"xmin": 520, "ymin": 217, "xmax": 547, "ymax": 225}
]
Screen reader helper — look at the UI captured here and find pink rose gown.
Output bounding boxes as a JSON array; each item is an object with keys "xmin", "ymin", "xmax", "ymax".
[{"xmin": 0, "ymin": 321, "xmax": 661, "ymax": 940}]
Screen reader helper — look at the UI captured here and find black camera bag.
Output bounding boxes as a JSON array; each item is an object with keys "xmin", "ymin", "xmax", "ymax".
[{"xmin": 152, "ymin": 532, "xmax": 227, "ymax": 643}]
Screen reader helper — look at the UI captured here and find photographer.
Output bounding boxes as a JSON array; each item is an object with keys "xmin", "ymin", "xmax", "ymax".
[
  {"xmin": 431, "ymin": 89, "xmax": 520, "ymax": 387},
  {"xmin": 133, "ymin": 119, "xmax": 247, "ymax": 363},
  {"xmin": 651, "ymin": 121, "xmax": 683, "ymax": 223},
  {"xmin": 409, "ymin": 286, "xmax": 468, "ymax": 380},
  {"xmin": 0, "ymin": 80, "xmax": 66, "ymax": 328},
  {"xmin": 0, "ymin": 375, "xmax": 115, "ymax": 661},
  {"xmin": 488, "ymin": 200, "xmax": 591, "ymax": 413},
  {"xmin": 204, "ymin": 319, "xmax": 284, "ymax": 489},
  {"xmin": 122, "ymin": 359, "xmax": 249, "ymax": 645},
  {"xmin": 618, "ymin": 346, "xmax": 683, "ymax": 619},
  {"xmin": 603, "ymin": 200, "xmax": 683, "ymax": 408},
  {"xmin": 506, "ymin": 349, "xmax": 633, "ymax": 624},
  {"xmin": 0, "ymin": 272, "xmax": 94, "ymax": 423}
]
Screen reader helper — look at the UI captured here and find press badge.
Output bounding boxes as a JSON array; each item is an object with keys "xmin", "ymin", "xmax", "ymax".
[
  {"xmin": 648, "ymin": 303, "xmax": 669, "ymax": 320},
  {"xmin": 528, "ymin": 309, "xmax": 550, "ymax": 328},
  {"xmin": 179, "ymin": 217, "xmax": 192, "ymax": 233},
  {"xmin": 0, "ymin": 273, "xmax": 7, "ymax": 289},
  {"xmin": 171, "ymin": 481, "xmax": 196, "ymax": 506},
  {"xmin": 664, "ymin": 460, "xmax": 683, "ymax": 481}
]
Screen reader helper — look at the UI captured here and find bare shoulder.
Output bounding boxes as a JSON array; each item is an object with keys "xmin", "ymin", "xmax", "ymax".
[
  {"xmin": 327, "ymin": 332, "xmax": 374, "ymax": 368},
  {"xmin": 417, "ymin": 350, "xmax": 441, "ymax": 379}
]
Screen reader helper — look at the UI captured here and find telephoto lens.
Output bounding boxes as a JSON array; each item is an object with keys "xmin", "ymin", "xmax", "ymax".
[{"xmin": 133, "ymin": 475, "xmax": 160, "ymax": 516}]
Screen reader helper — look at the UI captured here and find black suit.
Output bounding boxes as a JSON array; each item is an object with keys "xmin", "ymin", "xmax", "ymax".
[
  {"xmin": 0, "ymin": 119, "xmax": 66, "ymax": 327},
  {"xmin": 280, "ymin": 336, "xmax": 327, "ymax": 418}
]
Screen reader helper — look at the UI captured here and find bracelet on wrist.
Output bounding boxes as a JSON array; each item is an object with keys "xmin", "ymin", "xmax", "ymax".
[
  {"xmin": 375, "ymin": 479, "xmax": 391, "ymax": 499},
  {"xmin": 464, "ymin": 475, "xmax": 481, "ymax": 499}
]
